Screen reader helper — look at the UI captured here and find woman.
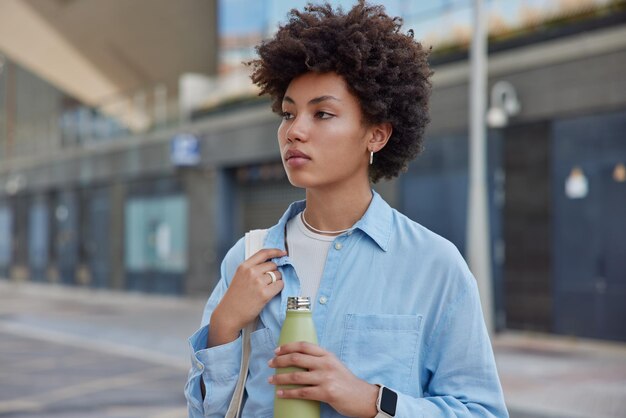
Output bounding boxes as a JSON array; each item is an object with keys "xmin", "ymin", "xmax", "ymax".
[{"xmin": 185, "ymin": 2, "xmax": 508, "ymax": 417}]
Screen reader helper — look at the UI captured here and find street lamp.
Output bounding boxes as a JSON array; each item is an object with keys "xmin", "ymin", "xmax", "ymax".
[{"xmin": 487, "ymin": 81, "xmax": 521, "ymax": 128}]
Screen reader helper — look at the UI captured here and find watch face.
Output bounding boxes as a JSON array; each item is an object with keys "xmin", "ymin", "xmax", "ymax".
[{"xmin": 380, "ymin": 387, "xmax": 398, "ymax": 416}]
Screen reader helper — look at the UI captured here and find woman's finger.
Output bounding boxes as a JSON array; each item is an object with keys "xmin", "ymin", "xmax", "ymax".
[
  {"xmin": 275, "ymin": 385, "xmax": 325, "ymax": 402},
  {"xmin": 262, "ymin": 270, "xmax": 283, "ymax": 285},
  {"xmin": 269, "ymin": 369, "xmax": 321, "ymax": 387},
  {"xmin": 262, "ymin": 277, "xmax": 284, "ymax": 302},
  {"xmin": 246, "ymin": 248, "xmax": 286, "ymax": 265},
  {"xmin": 255, "ymin": 261, "xmax": 279, "ymax": 274},
  {"xmin": 275, "ymin": 341, "xmax": 327, "ymax": 357},
  {"xmin": 269, "ymin": 352, "xmax": 323, "ymax": 370}
]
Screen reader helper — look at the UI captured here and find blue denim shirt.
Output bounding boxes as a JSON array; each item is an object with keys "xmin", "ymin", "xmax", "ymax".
[{"xmin": 185, "ymin": 191, "xmax": 508, "ymax": 418}]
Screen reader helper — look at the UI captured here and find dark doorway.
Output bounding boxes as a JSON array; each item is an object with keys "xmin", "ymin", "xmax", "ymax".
[
  {"xmin": 84, "ymin": 186, "xmax": 111, "ymax": 288},
  {"xmin": 502, "ymin": 121, "xmax": 552, "ymax": 332}
]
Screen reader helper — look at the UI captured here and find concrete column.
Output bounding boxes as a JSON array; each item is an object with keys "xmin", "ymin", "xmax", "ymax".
[
  {"xmin": 109, "ymin": 181, "xmax": 125, "ymax": 290},
  {"xmin": 182, "ymin": 167, "xmax": 219, "ymax": 296}
]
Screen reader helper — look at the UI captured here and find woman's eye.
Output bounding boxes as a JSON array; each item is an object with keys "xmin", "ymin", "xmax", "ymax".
[
  {"xmin": 281, "ymin": 111, "xmax": 294, "ymax": 120},
  {"xmin": 316, "ymin": 111, "xmax": 334, "ymax": 119}
]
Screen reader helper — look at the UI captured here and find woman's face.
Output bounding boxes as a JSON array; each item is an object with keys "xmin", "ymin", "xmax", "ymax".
[{"xmin": 278, "ymin": 71, "xmax": 376, "ymax": 190}]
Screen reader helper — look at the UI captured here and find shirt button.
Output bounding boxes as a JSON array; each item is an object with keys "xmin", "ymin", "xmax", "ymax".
[
  {"xmin": 319, "ymin": 296, "xmax": 328, "ymax": 305},
  {"xmin": 334, "ymin": 242, "xmax": 342, "ymax": 250}
]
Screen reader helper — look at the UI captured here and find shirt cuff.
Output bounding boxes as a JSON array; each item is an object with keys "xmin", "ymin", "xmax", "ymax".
[
  {"xmin": 395, "ymin": 390, "xmax": 426, "ymax": 418},
  {"xmin": 188, "ymin": 324, "xmax": 243, "ymax": 382}
]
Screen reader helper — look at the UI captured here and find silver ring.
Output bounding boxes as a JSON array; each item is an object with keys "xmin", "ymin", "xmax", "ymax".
[{"xmin": 265, "ymin": 271, "xmax": 277, "ymax": 284}]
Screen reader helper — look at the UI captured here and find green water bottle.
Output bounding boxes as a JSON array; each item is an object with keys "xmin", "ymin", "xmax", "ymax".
[{"xmin": 274, "ymin": 296, "xmax": 320, "ymax": 418}]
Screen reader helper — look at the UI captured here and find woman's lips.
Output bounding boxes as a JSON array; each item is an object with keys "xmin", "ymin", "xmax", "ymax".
[
  {"xmin": 284, "ymin": 149, "xmax": 311, "ymax": 168},
  {"xmin": 286, "ymin": 156, "xmax": 310, "ymax": 168}
]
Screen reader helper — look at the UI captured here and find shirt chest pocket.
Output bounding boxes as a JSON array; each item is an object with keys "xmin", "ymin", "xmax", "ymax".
[{"xmin": 339, "ymin": 314, "xmax": 422, "ymax": 394}]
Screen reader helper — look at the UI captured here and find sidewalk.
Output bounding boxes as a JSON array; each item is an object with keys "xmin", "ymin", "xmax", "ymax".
[
  {"xmin": 493, "ymin": 332, "xmax": 626, "ymax": 418},
  {"xmin": 1, "ymin": 280, "xmax": 625, "ymax": 418}
]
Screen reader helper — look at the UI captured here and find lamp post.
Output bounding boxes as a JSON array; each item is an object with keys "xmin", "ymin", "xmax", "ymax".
[{"xmin": 468, "ymin": 0, "xmax": 494, "ymax": 333}]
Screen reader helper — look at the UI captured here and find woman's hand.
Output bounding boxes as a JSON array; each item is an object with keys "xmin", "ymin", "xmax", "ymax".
[
  {"xmin": 208, "ymin": 248, "xmax": 286, "ymax": 347},
  {"xmin": 267, "ymin": 342, "xmax": 379, "ymax": 418}
]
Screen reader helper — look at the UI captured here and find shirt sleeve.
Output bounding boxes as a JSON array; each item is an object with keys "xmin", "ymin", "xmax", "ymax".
[
  {"xmin": 395, "ymin": 254, "xmax": 509, "ymax": 418},
  {"xmin": 185, "ymin": 238, "xmax": 246, "ymax": 418}
]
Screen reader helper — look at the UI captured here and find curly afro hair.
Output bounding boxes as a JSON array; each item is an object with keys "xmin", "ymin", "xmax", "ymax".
[{"xmin": 247, "ymin": 0, "xmax": 433, "ymax": 183}]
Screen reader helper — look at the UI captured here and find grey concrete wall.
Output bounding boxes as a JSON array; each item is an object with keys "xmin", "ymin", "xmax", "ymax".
[
  {"xmin": 0, "ymin": 62, "xmax": 63, "ymax": 163},
  {"xmin": 428, "ymin": 25, "xmax": 626, "ymax": 136},
  {"xmin": 0, "ymin": 106, "xmax": 280, "ymax": 195}
]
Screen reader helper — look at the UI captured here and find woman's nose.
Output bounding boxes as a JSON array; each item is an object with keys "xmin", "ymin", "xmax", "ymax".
[{"xmin": 286, "ymin": 116, "xmax": 308, "ymax": 142}]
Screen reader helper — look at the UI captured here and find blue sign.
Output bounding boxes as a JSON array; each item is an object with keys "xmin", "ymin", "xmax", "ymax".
[{"xmin": 171, "ymin": 133, "xmax": 201, "ymax": 166}]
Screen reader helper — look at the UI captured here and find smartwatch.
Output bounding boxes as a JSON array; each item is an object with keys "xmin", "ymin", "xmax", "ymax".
[{"xmin": 375, "ymin": 384, "xmax": 398, "ymax": 418}]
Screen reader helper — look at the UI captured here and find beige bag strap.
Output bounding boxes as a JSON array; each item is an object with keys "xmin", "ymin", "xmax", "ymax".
[{"xmin": 225, "ymin": 229, "xmax": 268, "ymax": 418}]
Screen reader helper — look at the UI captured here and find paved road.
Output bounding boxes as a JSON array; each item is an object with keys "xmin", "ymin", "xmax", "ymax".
[
  {"xmin": 0, "ymin": 281, "xmax": 200, "ymax": 418},
  {"xmin": 0, "ymin": 330, "xmax": 187, "ymax": 418},
  {"xmin": 1, "ymin": 280, "xmax": 625, "ymax": 418}
]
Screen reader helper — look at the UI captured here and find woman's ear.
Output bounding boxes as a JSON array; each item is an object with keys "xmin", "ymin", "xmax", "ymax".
[{"xmin": 368, "ymin": 122, "xmax": 393, "ymax": 153}]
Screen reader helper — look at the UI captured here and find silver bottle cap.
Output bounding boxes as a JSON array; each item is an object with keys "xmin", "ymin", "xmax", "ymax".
[{"xmin": 287, "ymin": 296, "xmax": 311, "ymax": 311}]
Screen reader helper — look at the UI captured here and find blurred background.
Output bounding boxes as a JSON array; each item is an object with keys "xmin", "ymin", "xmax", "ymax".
[{"xmin": 0, "ymin": 0, "xmax": 625, "ymax": 417}]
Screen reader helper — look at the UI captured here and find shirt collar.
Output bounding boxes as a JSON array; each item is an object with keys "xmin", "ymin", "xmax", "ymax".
[
  {"xmin": 264, "ymin": 189, "xmax": 393, "ymax": 252},
  {"xmin": 352, "ymin": 190, "xmax": 393, "ymax": 251}
]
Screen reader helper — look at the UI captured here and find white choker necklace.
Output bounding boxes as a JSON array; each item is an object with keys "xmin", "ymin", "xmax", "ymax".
[{"xmin": 301, "ymin": 210, "xmax": 352, "ymax": 235}]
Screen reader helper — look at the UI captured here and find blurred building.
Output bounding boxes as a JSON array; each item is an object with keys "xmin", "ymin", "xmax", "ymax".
[{"xmin": 0, "ymin": 0, "xmax": 625, "ymax": 342}]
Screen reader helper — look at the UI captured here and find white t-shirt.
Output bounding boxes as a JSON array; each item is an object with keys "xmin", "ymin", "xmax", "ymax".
[{"xmin": 285, "ymin": 212, "xmax": 336, "ymax": 303}]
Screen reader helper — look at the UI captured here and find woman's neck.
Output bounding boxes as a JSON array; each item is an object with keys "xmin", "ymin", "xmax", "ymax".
[{"xmin": 303, "ymin": 180, "xmax": 373, "ymax": 234}]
